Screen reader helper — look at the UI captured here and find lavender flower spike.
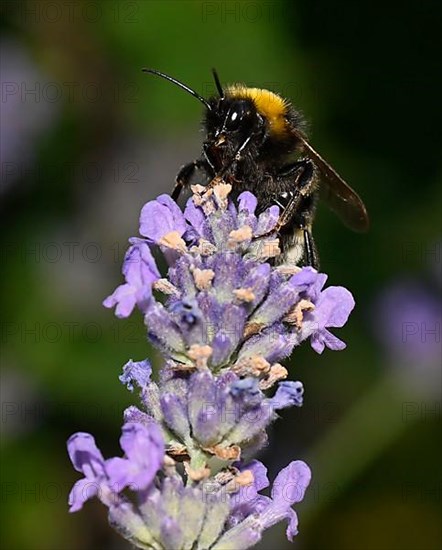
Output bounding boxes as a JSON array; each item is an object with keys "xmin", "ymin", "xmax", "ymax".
[{"xmin": 68, "ymin": 184, "xmax": 356, "ymax": 549}]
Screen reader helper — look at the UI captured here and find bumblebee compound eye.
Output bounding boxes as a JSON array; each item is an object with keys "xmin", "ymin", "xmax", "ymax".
[
  {"xmin": 224, "ymin": 100, "xmax": 254, "ymax": 131},
  {"xmin": 227, "ymin": 110, "xmax": 240, "ymax": 127}
]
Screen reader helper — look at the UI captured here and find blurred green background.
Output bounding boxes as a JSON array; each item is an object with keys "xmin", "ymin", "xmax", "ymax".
[{"xmin": 1, "ymin": 1, "xmax": 441, "ymax": 549}]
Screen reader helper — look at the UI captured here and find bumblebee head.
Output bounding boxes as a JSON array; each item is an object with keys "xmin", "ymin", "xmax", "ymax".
[
  {"xmin": 142, "ymin": 68, "xmax": 298, "ymax": 152},
  {"xmin": 205, "ymin": 95, "xmax": 264, "ymax": 148},
  {"xmin": 206, "ymin": 69, "xmax": 292, "ymax": 144}
]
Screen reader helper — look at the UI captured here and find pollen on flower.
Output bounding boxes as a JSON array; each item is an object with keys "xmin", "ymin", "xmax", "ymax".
[
  {"xmin": 243, "ymin": 321, "xmax": 265, "ymax": 339},
  {"xmin": 225, "ymin": 469, "xmax": 254, "ymax": 492},
  {"xmin": 213, "ymin": 182, "xmax": 232, "ymax": 209},
  {"xmin": 153, "ymin": 278, "xmax": 180, "ymax": 296},
  {"xmin": 168, "ymin": 360, "xmax": 196, "ymax": 372},
  {"xmin": 191, "ymin": 184, "xmax": 207, "ymax": 195},
  {"xmin": 213, "ymin": 469, "xmax": 237, "ymax": 485},
  {"xmin": 228, "ymin": 225, "xmax": 253, "ymax": 248},
  {"xmin": 260, "ymin": 364, "xmax": 288, "ymax": 390},
  {"xmin": 190, "ymin": 239, "xmax": 217, "ymax": 256},
  {"xmin": 158, "ymin": 230, "xmax": 187, "ymax": 252},
  {"xmin": 183, "ymin": 462, "xmax": 211, "ymax": 481},
  {"xmin": 191, "ymin": 184, "xmax": 216, "ymax": 215},
  {"xmin": 192, "ymin": 267, "xmax": 215, "ymax": 290},
  {"xmin": 284, "ymin": 299, "xmax": 315, "ymax": 329},
  {"xmin": 188, "ymin": 344, "xmax": 213, "ymax": 368},
  {"xmin": 233, "ymin": 287, "xmax": 256, "ymax": 302},
  {"xmin": 233, "ymin": 355, "xmax": 271, "ymax": 377},
  {"xmin": 167, "ymin": 442, "xmax": 189, "ymax": 458},
  {"xmin": 206, "ymin": 444, "xmax": 241, "ymax": 461}
]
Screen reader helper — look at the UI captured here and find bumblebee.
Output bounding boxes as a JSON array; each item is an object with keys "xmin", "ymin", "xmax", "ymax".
[{"xmin": 143, "ymin": 68, "xmax": 369, "ymax": 268}]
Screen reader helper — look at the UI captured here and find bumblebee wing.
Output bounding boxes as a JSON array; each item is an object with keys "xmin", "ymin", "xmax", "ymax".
[{"xmin": 293, "ymin": 129, "xmax": 369, "ymax": 233}]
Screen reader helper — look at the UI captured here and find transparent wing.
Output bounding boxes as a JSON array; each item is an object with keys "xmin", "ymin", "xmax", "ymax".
[{"xmin": 293, "ymin": 129, "xmax": 370, "ymax": 232}]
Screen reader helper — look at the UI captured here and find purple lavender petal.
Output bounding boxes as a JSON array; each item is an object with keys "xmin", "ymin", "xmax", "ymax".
[
  {"xmin": 238, "ymin": 325, "xmax": 295, "ymax": 363},
  {"xmin": 237, "ymin": 192, "xmax": 258, "ymax": 231},
  {"xmin": 68, "ymin": 478, "xmax": 99, "ymax": 513},
  {"xmin": 316, "ymin": 286, "xmax": 356, "ymax": 328},
  {"xmin": 184, "ymin": 197, "xmax": 209, "ymax": 240},
  {"xmin": 119, "ymin": 359, "xmax": 152, "ymax": 392},
  {"xmin": 123, "ymin": 406, "xmax": 154, "ymax": 427},
  {"xmin": 159, "ymin": 517, "xmax": 183, "ymax": 550},
  {"xmin": 211, "ymin": 305, "xmax": 247, "ymax": 366},
  {"xmin": 268, "ymin": 269, "xmax": 285, "ymax": 293},
  {"xmin": 169, "ymin": 299, "xmax": 204, "ymax": 346},
  {"xmin": 244, "ymin": 460, "xmax": 269, "ymax": 492},
  {"xmin": 212, "ymin": 377, "xmax": 268, "ymax": 448},
  {"xmin": 238, "ymin": 192, "xmax": 258, "ymax": 214},
  {"xmin": 106, "ymin": 422, "xmax": 164, "ymax": 493},
  {"xmin": 211, "ymin": 516, "xmax": 262, "ymax": 550},
  {"xmin": 145, "ymin": 302, "xmax": 186, "ymax": 354},
  {"xmin": 168, "ymin": 256, "xmax": 197, "ymax": 299},
  {"xmin": 259, "ymin": 460, "xmax": 311, "ymax": 541},
  {"xmin": 212, "ymin": 252, "xmax": 246, "ymax": 300},
  {"xmin": 103, "ymin": 242, "xmax": 160, "ymax": 318},
  {"xmin": 230, "ymin": 378, "xmax": 263, "ymax": 410},
  {"xmin": 271, "ymin": 460, "xmax": 311, "ymax": 505},
  {"xmin": 140, "ymin": 194, "xmax": 187, "ymax": 242},
  {"xmin": 137, "ymin": 487, "xmax": 164, "ymax": 540},
  {"xmin": 209, "ymin": 210, "xmax": 237, "ymax": 248},
  {"xmin": 196, "ymin": 290, "xmax": 221, "ymax": 333},
  {"xmin": 198, "ymin": 494, "xmax": 231, "ymax": 549},
  {"xmin": 67, "ymin": 432, "xmax": 107, "ymax": 512},
  {"xmin": 289, "ymin": 266, "xmax": 322, "ymax": 291},
  {"xmin": 103, "ymin": 283, "xmax": 138, "ymax": 319},
  {"xmin": 67, "ymin": 432, "xmax": 105, "ymax": 476},
  {"xmin": 240, "ymin": 263, "xmax": 271, "ymax": 308},
  {"xmin": 211, "ymin": 332, "xmax": 236, "ymax": 366},
  {"xmin": 264, "ymin": 332, "xmax": 297, "ymax": 362},
  {"xmin": 255, "ymin": 205, "xmax": 280, "ymax": 236},
  {"xmin": 250, "ymin": 279, "xmax": 301, "ymax": 326},
  {"xmin": 124, "ymin": 240, "xmax": 161, "ymax": 282},
  {"xmin": 300, "ymin": 286, "xmax": 355, "ymax": 353},
  {"xmin": 212, "ymin": 372, "xmax": 241, "ymax": 439},
  {"xmin": 160, "ymin": 393, "xmax": 190, "ymax": 440},
  {"xmin": 229, "ymin": 460, "xmax": 270, "ymax": 523},
  {"xmin": 175, "ymin": 487, "xmax": 206, "ymax": 548},
  {"xmin": 224, "ymin": 401, "xmax": 272, "ymax": 447},
  {"xmin": 108, "ymin": 500, "xmax": 155, "ymax": 547},
  {"xmin": 156, "ymin": 195, "xmax": 187, "ymax": 226},
  {"xmin": 270, "ymin": 381, "xmax": 304, "ymax": 409},
  {"xmin": 310, "ymin": 329, "xmax": 346, "ymax": 354},
  {"xmin": 188, "ymin": 371, "xmax": 221, "ymax": 446}
]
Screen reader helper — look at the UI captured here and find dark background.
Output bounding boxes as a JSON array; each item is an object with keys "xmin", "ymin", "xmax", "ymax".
[{"xmin": 1, "ymin": 1, "xmax": 441, "ymax": 549}]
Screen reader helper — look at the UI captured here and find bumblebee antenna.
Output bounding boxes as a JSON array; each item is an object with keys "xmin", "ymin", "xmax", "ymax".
[
  {"xmin": 212, "ymin": 68, "xmax": 224, "ymax": 98},
  {"xmin": 142, "ymin": 68, "xmax": 211, "ymax": 111}
]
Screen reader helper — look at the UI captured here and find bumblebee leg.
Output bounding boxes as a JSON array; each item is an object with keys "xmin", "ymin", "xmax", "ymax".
[
  {"xmin": 278, "ymin": 158, "xmax": 313, "ymax": 178},
  {"xmin": 278, "ymin": 162, "xmax": 319, "ymax": 268},
  {"xmin": 274, "ymin": 160, "xmax": 315, "ymax": 232},
  {"xmin": 172, "ymin": 159, "xmax": 207, "ymax": 201},
  {"xmin": 302, "ymin": 223, "xmax": 319, "ymax": 269}
]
